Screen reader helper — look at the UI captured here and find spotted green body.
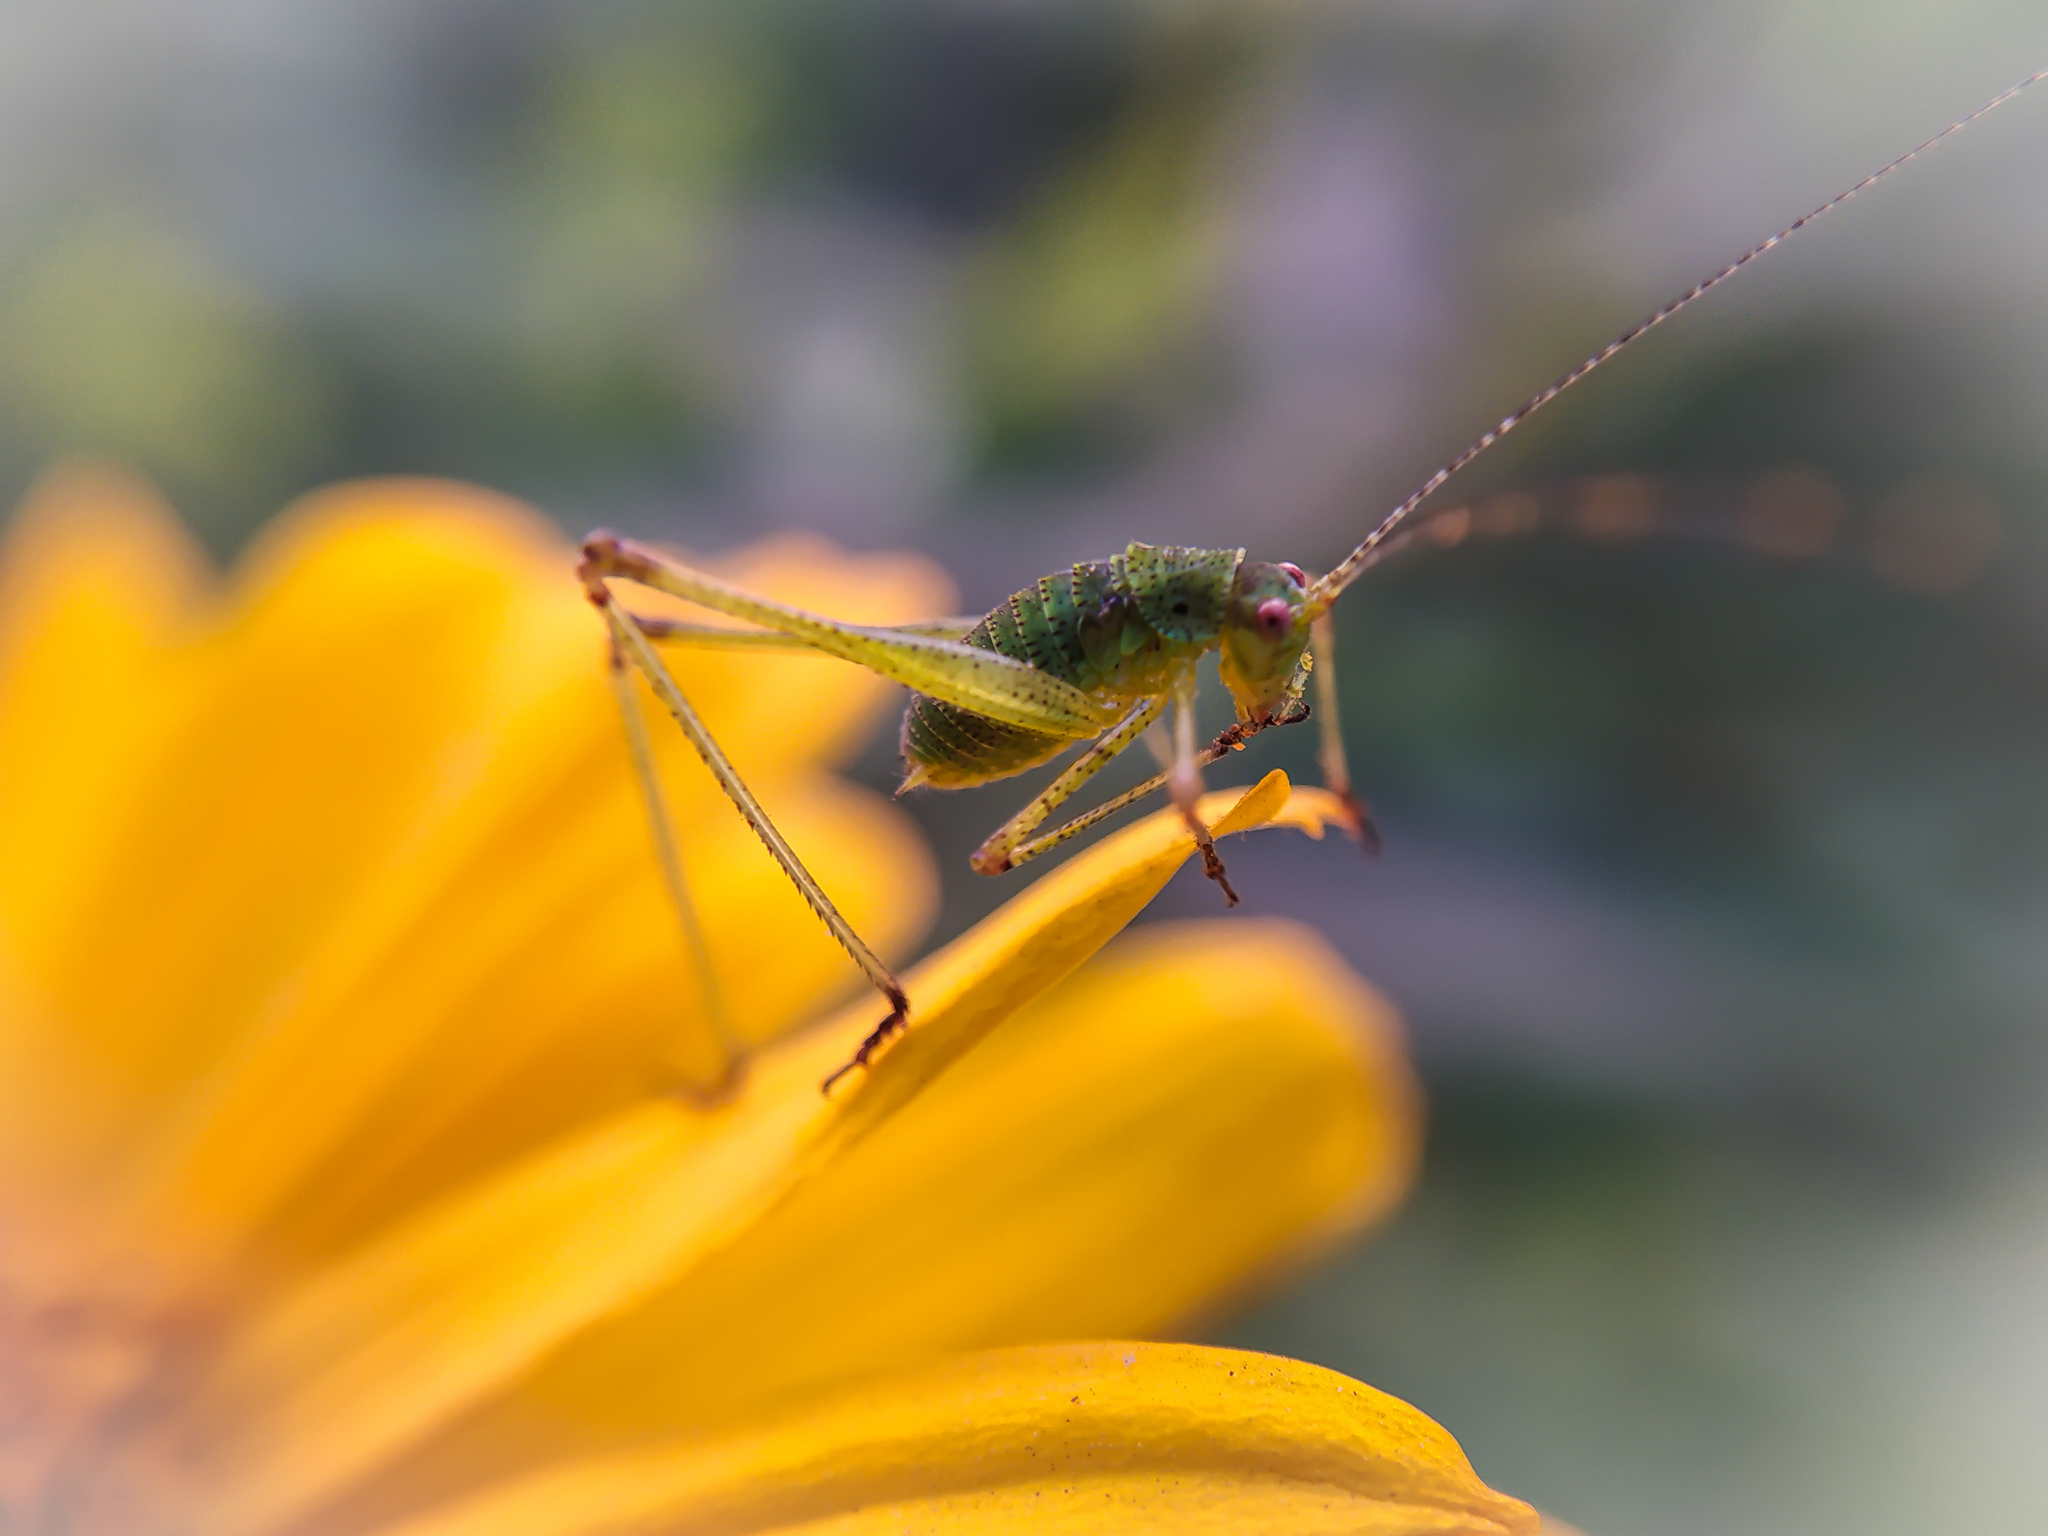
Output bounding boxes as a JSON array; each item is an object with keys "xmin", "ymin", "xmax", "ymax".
[{"xmin": 901, "ymin": 542, "xmax": 1311, "ymax": 789}]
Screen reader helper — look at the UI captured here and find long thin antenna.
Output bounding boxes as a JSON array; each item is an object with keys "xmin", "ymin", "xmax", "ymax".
[{"xmin": 1310, "ymin": 65, "xmax": 2048, "ymax": 610}]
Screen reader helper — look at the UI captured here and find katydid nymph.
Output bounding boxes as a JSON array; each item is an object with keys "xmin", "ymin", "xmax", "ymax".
[{"xmin": 577, "ymin": 68, "xmax": 2048, "ymax": 1093}]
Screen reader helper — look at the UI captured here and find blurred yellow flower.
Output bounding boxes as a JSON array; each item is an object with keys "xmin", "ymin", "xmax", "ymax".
[{"xmin": 0, "ymin": 466, "xmax": 1532, "ymax": 1535}]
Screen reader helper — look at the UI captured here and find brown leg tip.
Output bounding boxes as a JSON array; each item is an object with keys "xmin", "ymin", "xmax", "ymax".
[
  {"xmin": 1335, "ymin": 786, "xmax": 1384, "ymax": 858},
  {"xmin": 820, "ymin": 996, "xmax": 911, "ymax": 1094},
  {"xmin": 1197, "ymin": 842, "xmax": 1241, "ymax": 907}
]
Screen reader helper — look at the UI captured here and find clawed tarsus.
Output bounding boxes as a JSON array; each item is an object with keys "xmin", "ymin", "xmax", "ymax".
[{"xmin": 821, "ymin": 989, "xmax": 911, "ymax": 1094}]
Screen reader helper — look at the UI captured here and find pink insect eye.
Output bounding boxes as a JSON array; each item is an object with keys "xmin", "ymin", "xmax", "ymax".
[
  {"xmin": 1277, "ymin": 562, "xmax": 1307, "ymax": 587},
  {"xmin": 1255, "ymin": 597, "xmax": 1293, "ymax": 638}
]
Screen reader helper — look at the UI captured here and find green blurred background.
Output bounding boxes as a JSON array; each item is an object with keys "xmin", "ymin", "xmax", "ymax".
[{"xmin": 6, "ymin": 2, "xmax": 2047, "ymax": 1530}]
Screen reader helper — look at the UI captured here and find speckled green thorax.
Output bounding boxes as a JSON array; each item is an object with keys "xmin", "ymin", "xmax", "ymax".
[{"xmin": 901, "ymin": 542, "xmax": 1243, "ymax": 789}]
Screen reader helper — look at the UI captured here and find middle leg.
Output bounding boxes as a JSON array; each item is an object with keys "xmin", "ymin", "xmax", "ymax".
[
  {"xmin": 997, "ymin": 692, "xmax": 1312, "ymax": 871},
  {"xmin": 969, "ymin": 696, "xmax": 1166, "ymax": 876}
]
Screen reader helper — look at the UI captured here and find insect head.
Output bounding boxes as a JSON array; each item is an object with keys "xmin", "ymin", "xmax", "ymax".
[{"xmin": 1218, "ymin": 559, "xmax": 1312, "ymax": 722}]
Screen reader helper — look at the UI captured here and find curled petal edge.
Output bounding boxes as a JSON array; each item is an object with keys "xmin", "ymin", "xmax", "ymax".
[{"xmin": 371, "ymin": 1340, "xmax": 1541, "ymax": 1536}]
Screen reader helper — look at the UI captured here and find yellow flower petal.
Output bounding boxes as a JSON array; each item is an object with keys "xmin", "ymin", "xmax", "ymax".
[
  {"xmin": 189, "ymin": 777, "xmax": 1336, "ymax": 1535},
  {"xmin": 344, "ymin": 915, "xmax": 1420, "ymax": 1527},
  {"xmin": 0, "ymin": 463, "xmax": 209, "ymax": 1181},
  {"xmin": 193, "ymin": 768, "xmax": 935, "ymax": 1271},
  {"xmin": 372, "ymin": 1342, "xmax": 1538, "ymax": 1536},
  {"xmin": 0, "ymin": 478, "xmax": 940, "ymax": 1258}
]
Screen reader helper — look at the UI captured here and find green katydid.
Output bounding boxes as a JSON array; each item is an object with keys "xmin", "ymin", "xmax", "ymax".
[{"xmin": 577, "ymin": 68, "xmax": 2048, "ymax": 1092}]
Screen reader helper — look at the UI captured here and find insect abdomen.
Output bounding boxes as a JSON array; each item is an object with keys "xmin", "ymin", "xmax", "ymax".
[
  {"xmin": 899, "ymin": 544, "xmax": 1243, "ymax": 791},
  {"xmin": 900, "ymin": 562, "xmax": 1116, "ymax": 789}
]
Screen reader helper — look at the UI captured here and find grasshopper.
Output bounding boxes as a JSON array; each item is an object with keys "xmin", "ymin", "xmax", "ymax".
[{"xmin": 577, "ymin": 68, "xmax": 2047, "ymax": 1091}]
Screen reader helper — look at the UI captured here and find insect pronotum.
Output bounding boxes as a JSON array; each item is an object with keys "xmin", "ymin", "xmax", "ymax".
[{"xmin": 577, "ymin": 67, "xmax": 2048, "ymax": 1093}]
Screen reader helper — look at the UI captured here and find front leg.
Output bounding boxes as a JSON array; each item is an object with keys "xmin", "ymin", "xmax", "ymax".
[{"xmin": 1155, "ymin": 677, "xmax": 1239, "ymax": 907}]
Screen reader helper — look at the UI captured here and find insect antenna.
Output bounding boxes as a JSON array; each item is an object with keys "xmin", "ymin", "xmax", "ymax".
[{"xmin": 1308, "ymin": 64, "xmax": 2048, "ymax": 611}]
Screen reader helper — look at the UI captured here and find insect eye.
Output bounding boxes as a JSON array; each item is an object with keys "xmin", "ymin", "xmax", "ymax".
[
  {"xmin": 1277, "ymin": 562, "xmax": 1307, "ymax": 587},
  {"xmin": 1255, "ymin": 597, "xmax": 1292, "ymax": 639}
]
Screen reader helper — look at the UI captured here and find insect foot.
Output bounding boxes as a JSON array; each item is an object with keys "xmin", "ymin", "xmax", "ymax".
[
  {"xmin": 820, "ymin": 987, "xmax": 912, "ymax": 1094},
  {"xmin": 1334, "ymin": 785, "xmax": 1384, "ymax": 858},
  {"xmin": 1197, "ymin": 841, "xmax": 1241, "ymax": 907}
]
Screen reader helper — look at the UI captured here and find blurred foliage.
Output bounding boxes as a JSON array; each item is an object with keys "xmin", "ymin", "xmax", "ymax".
[
  {"xmin": 0, "ymin": 215, "xmax": 334, "ymax": 526},
  {"xmin": 963, "ymin": 22, "xmax": 1244, "ymax": 469}
]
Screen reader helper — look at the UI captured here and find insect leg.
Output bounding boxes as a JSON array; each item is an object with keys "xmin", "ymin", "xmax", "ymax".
[
  {"xmin": 1153, "ymin": 678, "xmax": 1239, "ymax": 906},
  {"xmin": 602, "ymin": 635, "xmax": 744, "ymax": 1094},
  {"xmin": 582, "ymin": 532, "xmax": 1115, "ymax": 738},
  {"xmin": 999, "ymin": 698, "xmax": 1316, "ymax": 869},
  {"xmin": 626, "ymin": 614, "xmax": 986, "ymax": 649},
  {"xmin": 1308, "ymin": 614, "xmax": 1383, "ymax": 855},
  {"xmin": 970, "ymin": 696, "xmax": 1166, "ymax": 876},
  {"xmin": 589, "ymin": 585, "xmax": 911, "ymax": 1069}
]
